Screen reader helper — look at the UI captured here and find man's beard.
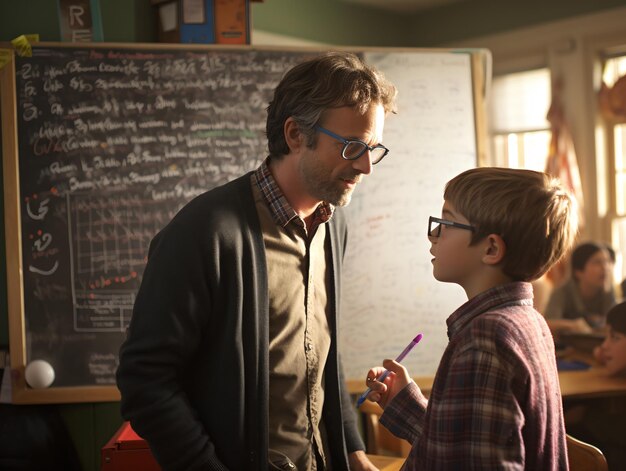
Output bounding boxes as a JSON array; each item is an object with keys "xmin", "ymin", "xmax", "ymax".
[{"xmin": 300, "ymin": 156, "xmax": 360, "ymax": 207}]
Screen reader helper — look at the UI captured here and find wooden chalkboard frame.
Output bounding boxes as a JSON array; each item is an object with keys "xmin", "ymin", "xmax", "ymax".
[
  {"xmin": 1, "ymin": 42, "xmax": 489, "ymax": 404},
  {"xmin": 1, "ymin": 44, "xmax": 116, "ymax": 404}
]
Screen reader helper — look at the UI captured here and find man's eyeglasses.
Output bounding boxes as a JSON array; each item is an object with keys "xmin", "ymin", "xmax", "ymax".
[
  {"xmin": 315, "ymin": 125, "xmax": 389, "ymax": 165},
  {"xmin": 428, "ymin": 216, "xmax": 475, "ymax": 238}
]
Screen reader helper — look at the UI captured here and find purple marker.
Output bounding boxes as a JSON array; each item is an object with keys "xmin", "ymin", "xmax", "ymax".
[{"xmin": 356, "ymin": 333, "xmax": 423, "ymax": 407}]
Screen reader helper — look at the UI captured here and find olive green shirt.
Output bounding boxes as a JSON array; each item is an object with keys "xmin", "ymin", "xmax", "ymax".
[{"xmin": 252, "ymin": 170, "xmax": 333, "ymax": 471}]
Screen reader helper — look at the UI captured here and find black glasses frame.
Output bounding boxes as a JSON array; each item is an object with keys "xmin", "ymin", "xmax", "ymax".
[
  {"xmin": 428, "ymin": 216, "xmax": 475, "ymax": 238},
  {"xmin": 315, "ymin": 125, "xmax": 389, "ymax": 165}
]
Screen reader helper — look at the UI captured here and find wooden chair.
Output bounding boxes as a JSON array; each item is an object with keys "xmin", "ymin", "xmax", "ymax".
[
  {"xmin": 361, "ymin": 401, "xmax": 608, "ymax": 471},
  {"xmin": 566, "ymin": 434, "xmax": 608, "ymax": 471},
  {"xmin": 359, "ymin": 401, "xmax": 411, "ymax": 457}
]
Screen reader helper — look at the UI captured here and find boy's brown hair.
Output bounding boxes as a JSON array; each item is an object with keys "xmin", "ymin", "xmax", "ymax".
[{"xmin": 444, "ymin": 167, "xmax": 578, "ymax": 282}]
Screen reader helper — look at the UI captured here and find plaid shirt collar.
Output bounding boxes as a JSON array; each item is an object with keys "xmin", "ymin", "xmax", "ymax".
[
  {"xmin": 252, "ymin": 158, "xmax": 334, "ymax": 229},
  {"xmin": 446, "ymin": 281, "xmax": 534, "ymax": 339}
]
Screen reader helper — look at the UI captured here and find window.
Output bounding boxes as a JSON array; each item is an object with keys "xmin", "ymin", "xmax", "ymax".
[
  {"xmin": 601, "ymin": 54, "xmax": 626, "ymax": 282},
  {"xmin": 489, "ymin": 68, "xmax": 552, "ymax": 171}
]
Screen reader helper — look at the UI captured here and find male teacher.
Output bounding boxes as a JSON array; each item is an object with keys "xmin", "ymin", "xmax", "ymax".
[{"xmin": 116, "ymin": 51, "xmax": 397, "ymax": 471}]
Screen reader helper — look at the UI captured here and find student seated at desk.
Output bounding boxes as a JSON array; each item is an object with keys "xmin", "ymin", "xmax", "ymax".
[
  {"xmin": 565, "ymin": 302, "xmax": 626, "ymax": 470},
  {"xmin": 362, "ymin": 168, "xmax": 577, "ymax": 470},
  {"xmin": 544, "ymin": 242, "xmax": 616, "ymax": 335},
  {"xmin": 593, "ymin": 302, "xmax": 626, "ymax": 375}
]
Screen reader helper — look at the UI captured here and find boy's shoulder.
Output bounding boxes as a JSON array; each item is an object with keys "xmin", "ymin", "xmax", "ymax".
[
  {"xmin": 448, "ymin": 282, "xmax": 542, "ymax": 344},
  {"xmin": 449, "ymin": 305, "xmax": 547, "ymax": 374},
  {"xmin": 471, "ymin": 303, "xmax": 538, "ymax": 335},
  {"xmin": 455, "ymin": 301, "xmax": 543, "ymax": 351}
]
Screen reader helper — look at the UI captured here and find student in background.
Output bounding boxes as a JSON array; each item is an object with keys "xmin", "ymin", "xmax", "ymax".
[
  {"xmin": 566, "ymin": 302, "xmax": 626, "ymax": 470},
  {"xmin": 363, "ymin": 168, "xmax": 577, "ymax": 470},
  {"xmin": 593, "ymin": 301, "xmax": 626, "ymax": 375},
  {"xmin": 116, "ymin": 52, "xmax": 397, "ymax": 471},
  {"xmin": 544, "ymin": 242, "xmax": 616, "ymax": 334}
]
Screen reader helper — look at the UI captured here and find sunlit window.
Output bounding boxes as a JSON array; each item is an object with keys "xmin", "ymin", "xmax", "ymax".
[
  {"xmin": 492, "ymin": 131, "xmax": 551, "ymax": 172},
  {"xmin": 603, "ymin": 55, "xmax": 626, "ymax": 87},
  {"xmin": 601, "ymin": 54, "xmax": 626, "ymax": 282},
  {"xmin": 489, "ymin": 68, "xmax": 551, "ymax": 171}
]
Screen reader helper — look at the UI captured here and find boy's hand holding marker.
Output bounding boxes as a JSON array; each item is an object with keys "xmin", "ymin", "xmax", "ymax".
[
  {"xmin": 358, "ymin": 333, "xmax": 423, "ymax": 408},
  {"xmin": 363, "ymin": 358, "xmax": 414, "ymax": 409}
]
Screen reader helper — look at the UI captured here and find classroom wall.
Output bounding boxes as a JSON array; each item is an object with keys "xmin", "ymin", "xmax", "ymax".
[
  {"xmin": 251, "ymin": 0, "xmax": 412, "ymax": 47},
  {"xmin": 0, "ymin": 0, "xmax": 156, "ymax": 43},
  {"xmin": 1, "ymin": 2, "xmax": 625, "ymax": 471},
  {"xmin": 0, "ymin": 0, "xmax": 409, "ymax": 45},
  {"xmin": 249, "ymin": 0, "xmax": 626, "ymax": 47},
  {"xmin": 2, "ymin": 0, "xmax": 624, "ymax": 46},
  {"xmin": 405, "ymin": 0, "xmax": 626, "ymax": 46}
]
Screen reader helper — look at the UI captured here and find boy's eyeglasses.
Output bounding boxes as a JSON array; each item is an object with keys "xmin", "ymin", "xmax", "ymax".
[
  {"xmin": 428, "ymin": 216, "xmax": 475, "ymax": 238},
  {"xmin": 315, "ymin": 125, "xmax": 389, "ymax": 165}
]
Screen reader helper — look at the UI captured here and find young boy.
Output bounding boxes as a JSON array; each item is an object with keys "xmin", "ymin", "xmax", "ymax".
[{"xmin": 364, "ymin": 167, "xmax": 578, "ymax": 470}]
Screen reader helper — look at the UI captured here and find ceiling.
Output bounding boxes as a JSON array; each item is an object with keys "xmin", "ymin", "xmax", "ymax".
[{"xmin": 341, "ymin": 0, "xmax": 470, "ymax": 14}]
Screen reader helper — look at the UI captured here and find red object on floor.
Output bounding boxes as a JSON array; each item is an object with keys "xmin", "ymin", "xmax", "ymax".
[{"xmin": 101, "ymin": 421, "xmax": 161, "ymax": 471}]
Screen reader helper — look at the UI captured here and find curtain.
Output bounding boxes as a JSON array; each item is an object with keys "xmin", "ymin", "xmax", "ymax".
[{"xmin": 544, "ymin": 78, "xmax": 584, "ymax": 286}]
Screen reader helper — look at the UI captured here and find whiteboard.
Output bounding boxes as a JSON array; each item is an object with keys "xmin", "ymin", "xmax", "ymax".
[{"xmin": 339, "ymin": 51, "xmax": 479, "ymax": 380}]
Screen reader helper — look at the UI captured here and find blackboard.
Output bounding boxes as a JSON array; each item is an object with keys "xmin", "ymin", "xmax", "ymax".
[{"xmin": 0, "ymin": 43, "xmax": 488, "ymax": 403}]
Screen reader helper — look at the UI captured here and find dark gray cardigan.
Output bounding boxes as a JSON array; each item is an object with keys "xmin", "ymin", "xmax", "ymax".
[{"xmin": 117, "ymin": 173, "xmax": 363, "ymax": 470}]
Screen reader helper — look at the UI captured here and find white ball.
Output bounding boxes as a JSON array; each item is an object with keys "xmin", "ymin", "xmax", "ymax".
[{"xmin": 24, "ymin": 359, "xmax": 55, "ymax": 389}]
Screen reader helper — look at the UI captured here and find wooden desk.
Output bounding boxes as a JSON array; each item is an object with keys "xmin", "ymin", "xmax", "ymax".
[
  {"xmin": 349, "ymin": 369, "xmax": 626, "ymax": 400},
  {"xmin": 366, "ymin": 454, "xmax": 405, "ymax": 471},
  {"xmin": 554, "ymin": 347, "xmax": 626, "ymax": 398},
  {"xmin": 559, "ymin": 368, "xmax": 626, "ymax": 399}
]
